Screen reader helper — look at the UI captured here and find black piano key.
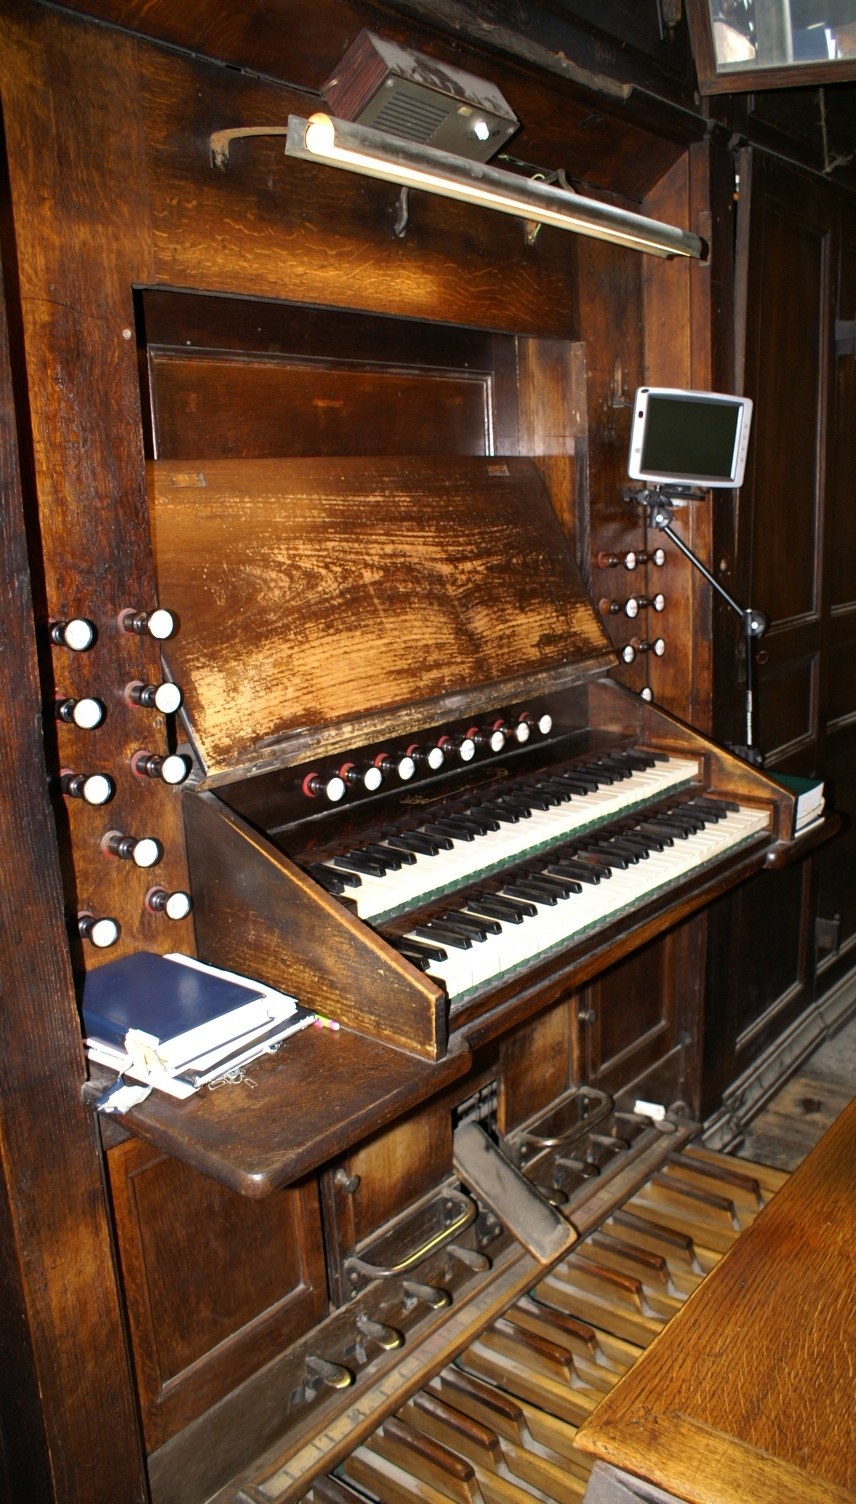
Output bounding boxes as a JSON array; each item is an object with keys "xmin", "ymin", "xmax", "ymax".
[
  {"xmin": 546, "ymin": 777, "xmax": 590, "ymax": 796},
  {"xmin": 597, "ymin": 757, "xmax": 634, "ymax": 780},
  {"xmin": 492, "ymin": 796, "xmax": 533, "ymax": 818},
  {"xmin": 621, "ymin": 750, "xmax": 657, "ymax": 770},
  {"xmin": 636, "ymin": 823, "xmax": 675, "ymax": 846},
  {"xmin": 439, "ymin": 912, "xmax": 492, "ymax": 941},
  {"xmin": 574, "ymin": 850, "xmax": 614, "ymax": 873},
  {"xmin": 597, "ymin": 840, "xmax": 641, "ymax": 863},
  {"xmin": 686, "ymin": 799, "xmax": 727, "ymax": 822},
  {"xmin": 577, "ymin": 763, "xmax": 616, "ymax": 785},
  {"xmin": 580, "ymin": 845, "xmax": 629, "ymax": 870},
  {"xmin": 647, "ymin": 818, "xmax": 691, "ymax": 840},
  {"xmin": 640, "ymin": 749, "xmax": 670, "ymax": 762},
  {"xmin": 443, "ymin": 909, "xmax": 502, "ymax": 936},
  {"xmin": 395, "ymin": 949, "xmax": 430, "ymax": 971},
  {"xmin": 662, "ymin": 811, "xmax": 705, "ymax": 833},
  {"xmin": 389, "ymin": 935, "xmax": 448, "ymax": 963},
  {"xmin": 502, "ymin": 880, "xmax": 560, "ymax": 906},
  {"xmin": 420, "ymin": 823, "xmax": 464, "ymax": 846},
  {"xmin": 465, "ymin": 897, "xmax": 526, "ymax": 924},
  {"xmin": 471, "ymin": 889, "xmax": 536, "ymax": 918},
  {"xmin": 558, "ymin": 769, "xmax": 601, "ymax": 787},
  {"xmin": 391, "ymin": 830, "xmax": 448, "ymax": 855},
  {"xmin": 695, "ymin": 796, "xmax": 739, "ymax": 814},
  {"xmin": 308, "ymin": 863, "xmax": 347, "ymax": 895},
  {"xmin": 625, "ymin": 826, "xmax": 667, "ymax": 851},
  {"xmin": 388, "ymin": 836, "xmax": 439, "ymax": 860},
  {"xmin": 545, "ymin": 860, "xmax": 602, "ymax": 885},
  {"xmin": 461, "ymin": 808, "xmax": 501, "ymax": 832},
  {"xmin": 422, "ymin": 819, "xmax": 474, "ymax": 843},
  {"xmin": 415, "ymin": 922, "xmax": 472, "ymax": 950},
  {"xmin": 612, "ymin": 833, "xmax": 652, "ymax": 857},
  {"xmin": 333, "ymin": 852, "xmax": 390, "ymax": 877},
  {"xmin": 362, "ymin": 842, "xmax": 406, "ymax": 869},
  {"xmin": 530, "ymin": 870, "xmax": 582, "ymax": 896},
  {"xmin": 519, "ymin": 784, "xmax": 562, "ymax": 807},
  {"xmin": 472, "ymin": 801, "xmax": 521, "ymax": 824},
  {"xmin": 534, "ymin": 780, "xmax": 574, "ymax": 803},
  {"xmin": 497, "ymin": 794, "xmax": 545, "ymax": 814},
  {"xmin": 443, "ymin": 814, "xmax": 492, "ymax": 836},
  {"xmin": 312, "ymin": 861, "xmax": 361, "ymax": 888}
]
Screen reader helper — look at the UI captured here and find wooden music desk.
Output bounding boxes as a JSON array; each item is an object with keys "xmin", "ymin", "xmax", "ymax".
[{"xmin": 574, "ymin": 1092, "xmax": 856, "ymax": 1504}]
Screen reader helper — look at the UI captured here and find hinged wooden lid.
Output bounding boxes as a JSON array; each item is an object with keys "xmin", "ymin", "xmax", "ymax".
[{"xmin": 148, "ymin": 455, "xmax": 614, "ymax": 781}]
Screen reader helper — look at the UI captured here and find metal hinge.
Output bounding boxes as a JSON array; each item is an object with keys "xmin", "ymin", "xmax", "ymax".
[
  {"xmin": 815, "ymin": 914, "xmax": 841, "ymax": 954},
  {"xmin": 835, "ymin": 319, "xmax": 856, "ymax": 357}
]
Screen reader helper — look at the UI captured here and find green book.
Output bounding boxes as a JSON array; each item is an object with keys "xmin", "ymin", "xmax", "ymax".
[{"xmin": 768, "ymin": 772, "xmax": 824, "ymax": 835}]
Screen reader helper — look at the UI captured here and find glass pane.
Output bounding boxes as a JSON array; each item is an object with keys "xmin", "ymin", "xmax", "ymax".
[{"xmin": 709, "ymin": 0, "xmax": 856, "ymax": 72}]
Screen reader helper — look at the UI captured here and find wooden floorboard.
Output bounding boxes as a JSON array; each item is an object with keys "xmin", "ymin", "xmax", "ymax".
[{"xmin": 736, "ymin": 1013, "xmax": 856, "ymax": 1171}]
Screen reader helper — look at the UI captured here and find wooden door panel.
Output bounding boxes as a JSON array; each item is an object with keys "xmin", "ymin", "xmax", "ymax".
[
  {"xmin": 748, "ymin": 196, "xmax": 826, "ymax": 628},
  {"xmin": 756, "ymin": 652, "xmax": 817, "ymax": 761},
  {"xmin": 107, "ymin": 1140, "xmax": 327, "ymax": 1450},
  {"xmin": 347, "ymin": 1099, "xmax": 454, "ymax": 1247},
  {"xmin": 828, "ymin": 216, "xmax": 856, "ymax": 611},
  {"xmin": 814, "ymin": 723, "xmax": 856, "ymax": 983},
  {"xmin": 496, "ymin": 995, "xmax": 576, "ymax": 1135},
  {"xmin": 582, "ymin": 932, "xmax": 677, "ymax": 1098}
]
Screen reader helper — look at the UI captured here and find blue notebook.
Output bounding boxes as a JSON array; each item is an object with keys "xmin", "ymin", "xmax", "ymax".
[{"xmin": 82, "ymin": 951, "xmax": 268, "ymax": 1066}]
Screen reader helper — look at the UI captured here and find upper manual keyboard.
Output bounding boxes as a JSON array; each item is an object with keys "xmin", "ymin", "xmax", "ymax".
[{"xmin": 307, "ymin": 749, "xmax": 701, "ymax": 923}]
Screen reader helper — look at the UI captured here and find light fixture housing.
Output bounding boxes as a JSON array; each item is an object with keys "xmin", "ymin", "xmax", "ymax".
[{"xmin": 283, "ymin": 112, "xmax": 704, "ymax": 261}]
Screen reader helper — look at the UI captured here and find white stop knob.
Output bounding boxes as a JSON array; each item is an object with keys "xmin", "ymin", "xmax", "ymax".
[
  {"xmin": 397, "ymin": 756, "xmax": 416, "ymax": 780},
  {"xmin": 459, "ymin": 738, "xmax": 476, "ymax": 762},
  {"xmin": 538, "ymin": 714, "xmax": 553, "ymax": 735},
  {"xmin": 363, "ymin": 766, "xmax": 382, "ymax": 792},
  {"xmin": 165, "ymin": 891, "xmax": 192, "ymax": 920},
  {"xmin": 515, "ymin": 722, "xmax": 530, "ymax": 744},
  {"xmin": 90, "ymin": 917, "xmax": 119, "ymax": 948},
  {"xmin": 160, "ymin": 754, "xmax": 189, "ymax": 785},
  {"xmin": 325, "ymin": 776, "xmax": 346, "ymax": 803},
  {"xmin": 133, "ymin": 837, "xmax": 162, "ymax": 868},
  {"xmin": 73, "ymin": 698, "xmax": 105, "ymax": 730},
  {"xmin": 82, "ymin": 773, "xmax": 113, "ymax": 805},
  {"xmin": 153, "ymin": 682, "xmax": 182, "ymax": 714},
  {"xmin": 428, "ymin": 746, "xmax": 445, "ymax": 770},
  {"xmin": 489, "ymin": 729, "xmax": 506, "ymax": 752},
  {"xmin": 147, "ymin": 609, "xmax": 176, "ymax": 640}
]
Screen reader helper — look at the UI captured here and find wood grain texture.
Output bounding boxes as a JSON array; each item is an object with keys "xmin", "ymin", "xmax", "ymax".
[
  {"xmin": 139, "ymin": 45, "xmax": 580, "ymax": 339},
  {"xmin": 576, "ymin": 1092, "xmax": 856, "ymax": 1499},
  {"xmin": 149, "ymin": 456, "xmax": 613, "ymax": 779},
  {"xmin": 149, "ymin": 352, "xmax": 492, "ymax": 461},
  {"xmin": 0, "ymin": 90, "xmax": 146, "ymax": 1502},
  {"xmin": 184, "ymin": 791, "xmax": 447, "ymax": 1059},
  {"xmin": 0, "ymin": 2, "xmax": 191, "ymax": 964},
  {"xmin": 107, "ymin": 1140, "xmax": 327, "ymax": 1448},
  {"xmin": 83, "ymin": 1028, "xmax": 471, "ymax": 1198}
]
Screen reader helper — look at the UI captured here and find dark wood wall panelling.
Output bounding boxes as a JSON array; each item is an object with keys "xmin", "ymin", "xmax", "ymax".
[
  {"xmin": 702, "ymin": 149, "xmax": 856, "ymax": 1116},
  {"xmin": 0, "ymin": 149, "xmax": 146, "ymax": 1504}
]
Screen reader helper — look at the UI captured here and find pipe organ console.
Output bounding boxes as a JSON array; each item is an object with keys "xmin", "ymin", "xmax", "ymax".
[{"xmin": 75, "ymin": 447, "xmax": 820, "ymax": 1504}]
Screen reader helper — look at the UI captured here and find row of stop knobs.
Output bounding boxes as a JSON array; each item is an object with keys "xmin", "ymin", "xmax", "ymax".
[
  {"xmin": 304, "ymin": 713, "xmax": 554, "ymax": 804},
  {"xmin": 53, "ymin": 609, "xmax": 190, "ymax": 946}
]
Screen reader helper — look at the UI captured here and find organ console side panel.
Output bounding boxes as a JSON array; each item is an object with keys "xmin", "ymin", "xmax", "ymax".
[{"xmin": 184, "ymin": 791, "xmax": 448, "ymax": 1060}]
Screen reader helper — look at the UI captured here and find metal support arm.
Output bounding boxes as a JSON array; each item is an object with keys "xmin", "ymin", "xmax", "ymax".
[{"xmin": 634, "ymin": 490, "xmax": 767, "ymax": 766}]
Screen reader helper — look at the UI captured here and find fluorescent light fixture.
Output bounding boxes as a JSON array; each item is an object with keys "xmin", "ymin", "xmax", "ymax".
[{"xmin": 284, "ymin": 112, "xmax": 703, "ymax": 261}]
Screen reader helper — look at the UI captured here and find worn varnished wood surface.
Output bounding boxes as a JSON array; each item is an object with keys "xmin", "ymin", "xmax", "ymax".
[
  {"xmin": 184, "ymin": 792, "xmax": 447, "ymax": 1059},
  {"xmin": 149, "ymin": 456, "xmax": 613, "ymax": 779},
  {"xmin": 107, "ymin": 1140, "xmax": 327, "ymax": 1448},
  {"xmin": 83, "ymin": 1027, "xmax": 471, "ymax": 1197},
  {"xmin": 0, "ymin": 2, "xmax": 191, "ymax": 965},
  {"xmin": 0, "ymin": 123, "xmax": 145, "ymax": 1503},
  {"xmin": 576, "ymin": 1092, "xmax": 856, "ymax": 1501}
]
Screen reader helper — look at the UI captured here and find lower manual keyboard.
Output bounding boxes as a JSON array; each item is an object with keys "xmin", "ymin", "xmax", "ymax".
[{"xmin": 387, "ymin": 800, "xmax": 770, "ymax": 1003}]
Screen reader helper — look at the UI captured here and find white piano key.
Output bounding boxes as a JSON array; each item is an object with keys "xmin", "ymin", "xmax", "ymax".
[
  {"xmin": 418, "ymin": 805, "xmax": 770, "ymax": 1002},
  {"xmin": 352, "ymin": 756, "xmax": 701, "ymax": 921}
]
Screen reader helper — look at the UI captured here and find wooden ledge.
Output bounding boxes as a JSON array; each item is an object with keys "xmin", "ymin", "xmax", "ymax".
[
  {"xmin": 83, "ymin": 1027, "xmax": 471, "ymax": 1197},
  {"xmin": 764, "ymin": 811, "xmax": 841, "ymax": 868}
]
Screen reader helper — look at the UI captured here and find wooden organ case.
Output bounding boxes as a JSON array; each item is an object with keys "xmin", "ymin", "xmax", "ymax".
[{"xmin": 0, "ymin": 7, "xmax": 840, "ymax": 1504}]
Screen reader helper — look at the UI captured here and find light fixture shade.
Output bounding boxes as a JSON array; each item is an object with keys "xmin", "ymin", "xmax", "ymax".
[{"xmin": 285, "ymin": 112, "xmax": 704, "ymax": 261}]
